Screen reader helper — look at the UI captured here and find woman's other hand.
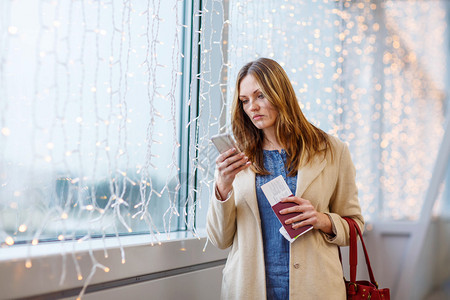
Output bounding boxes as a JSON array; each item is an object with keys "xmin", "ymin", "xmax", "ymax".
[
  {"xmin": 215, "ymin": 148, "xmax": 251, "ymax": 200},
  {"xmin": 279, "ymin": 196, "xmax": 333, "ymax": 235}
]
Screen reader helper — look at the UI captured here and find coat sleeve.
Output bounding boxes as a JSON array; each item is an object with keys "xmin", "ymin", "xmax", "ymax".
[
  {"xmin": 206, "ymin": 182, "xmax": 237, "ymax": 250},
  {"xmin": 324, "ymin": 140, "xmax": 364, "ymax": 246}
]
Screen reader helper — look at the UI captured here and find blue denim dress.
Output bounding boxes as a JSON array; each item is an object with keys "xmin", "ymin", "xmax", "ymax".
[{"xmin": 255, "ymin": 149, "xmax": 298, "ymax": 300}]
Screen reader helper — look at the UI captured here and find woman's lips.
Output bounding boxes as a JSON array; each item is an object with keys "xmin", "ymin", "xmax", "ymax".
[{"xmin": 253, "ymin": 114, "xmax": 263, "ymax": 120}]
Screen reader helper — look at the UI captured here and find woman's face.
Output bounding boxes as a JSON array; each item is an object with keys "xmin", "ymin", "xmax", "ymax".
[{"xmin": 239, "ymin": 74, "xmax": 278, "ymax": 134}]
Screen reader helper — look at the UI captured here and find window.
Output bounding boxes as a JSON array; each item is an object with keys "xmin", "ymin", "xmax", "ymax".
[
  {"xmin": 0, "ymin": 1, "xmax": 190, "ymax": 245},
  {"xmin": 0, "ymin": 2, "xmax": 227, "ymax": 297}
]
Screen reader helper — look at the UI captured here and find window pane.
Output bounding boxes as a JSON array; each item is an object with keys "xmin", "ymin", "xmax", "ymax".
[{"xmin": 0, "ymin": 1, "xmax": 185, "ymax": 245}]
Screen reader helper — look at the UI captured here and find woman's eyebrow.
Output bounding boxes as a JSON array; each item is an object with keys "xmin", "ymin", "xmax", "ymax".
[{"xmin": 239, "ymin": 89, "xmax": 261, "ymax": 98}]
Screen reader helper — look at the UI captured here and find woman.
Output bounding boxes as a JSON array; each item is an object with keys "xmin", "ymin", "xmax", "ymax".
[{"xmin": 206, "ymin": 58, "xmax": 364, "ymax": 299}]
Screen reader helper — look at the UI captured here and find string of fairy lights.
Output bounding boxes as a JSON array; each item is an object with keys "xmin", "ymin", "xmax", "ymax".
[
  {"xmin": 0, "ymin": 0, "xmax": 447, "ymax": 298},
  {"xmin": 226, "ymin": 0, "xmax": 446, "ymax": 220}
]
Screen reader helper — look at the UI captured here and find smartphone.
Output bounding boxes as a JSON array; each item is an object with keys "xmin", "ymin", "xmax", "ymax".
[{"xmin": 210, "ymin": 133, "xmax": 241, "ymax": 154}]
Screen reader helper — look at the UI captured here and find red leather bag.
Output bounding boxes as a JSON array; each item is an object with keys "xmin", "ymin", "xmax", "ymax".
[{"xmin": 341, "ymin": 217, "xmax": 390, "ymax": 300}]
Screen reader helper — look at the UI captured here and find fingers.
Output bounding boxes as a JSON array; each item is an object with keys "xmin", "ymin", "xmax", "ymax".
[
  {"xmin": 279, "ymin": 197, "xmax": 318, "ymax": 229},
  {"xmin": 279, "ymin": 196, "xmax": 309, "ymax": 211},
  {"xmin": 215, "ymin": 159, "xmax": 251, "ymax": 199},
  {"xmin": 234, "ymin": 160, "xmax": 252, "ymax": 173},
  {"xmin": 216, "ymin": 148, "xmax": 239, "ymax": 164},
  {"xmin": 216, "ymin": 151, "xmax": 249, "ymax": 174},
  {"xmin": 215, "ymin": 150, "xmax": 251, "ymax": 196},
  {"xmin": 286, "ymin": 212, "xmax": 318, "ymax": 229},
  {"xmin": 281, "ymin": 195, "xmax": 301, "ymax": 204}
]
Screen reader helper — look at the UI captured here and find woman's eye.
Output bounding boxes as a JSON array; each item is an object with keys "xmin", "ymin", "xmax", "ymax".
[
  {"xmin": 241, "ymin": 99, "xmax": 249, "ymax": 104},
  {"xmin": 258, "ymin": 94, "xmax": 264, "ymax": 99}
]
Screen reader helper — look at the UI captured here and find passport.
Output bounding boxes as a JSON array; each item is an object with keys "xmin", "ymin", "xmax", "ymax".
[
  {"xmin": 272, "ymin": 201, "xmax": 313, "ymax": 240},
  {"xmin": 261, "ymin": 175, "xmax": 313, "ymax": 241}
]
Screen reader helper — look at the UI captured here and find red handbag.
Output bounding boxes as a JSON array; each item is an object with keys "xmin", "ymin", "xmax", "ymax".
[{"xmin": 341, "ymin": 217, "xmax": 390, "ymax": 300}]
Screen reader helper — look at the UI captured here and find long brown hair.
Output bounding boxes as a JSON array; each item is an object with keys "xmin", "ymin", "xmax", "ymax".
[{"xmin": 231, "ymin": 58, "xmax": 332, "ymax": 176}]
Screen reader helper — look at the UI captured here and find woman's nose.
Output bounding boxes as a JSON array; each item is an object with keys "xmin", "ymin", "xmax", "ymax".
[{"xmin": 249, "ymin": 99, "xmax": 259, "ymax": 111}]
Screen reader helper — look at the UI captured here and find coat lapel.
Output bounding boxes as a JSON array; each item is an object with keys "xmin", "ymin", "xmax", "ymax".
[
  {"xmin": 235, "ymin": 168, "xmax": 260, "ymax": 223},
  {"xmin": 296, "ymin": 155, "xmax": 327, "ymax": 197}
]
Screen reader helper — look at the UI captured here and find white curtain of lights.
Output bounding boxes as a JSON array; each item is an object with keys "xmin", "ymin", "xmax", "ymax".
[
  {"xmin": 224, "ymin": 0, "xmax": 447, "ymax": 221},
  {"xmin": 0, "ymin": 0, "xmax": 448, "ymax": 298}
]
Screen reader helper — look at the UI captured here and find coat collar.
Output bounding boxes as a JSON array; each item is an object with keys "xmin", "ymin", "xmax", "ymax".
[
  {"xmin": 295, "ymin": 154, "xmax": 327, "ymax": 197},
  {"xmin": 235, "ymin": 154, "xmax": 327, "ymax": 223}
]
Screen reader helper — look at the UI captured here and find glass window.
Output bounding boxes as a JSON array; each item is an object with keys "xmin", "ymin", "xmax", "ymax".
[{"xmin": 0, "ymin": 1, "xmax": 187, "ymax": 245}]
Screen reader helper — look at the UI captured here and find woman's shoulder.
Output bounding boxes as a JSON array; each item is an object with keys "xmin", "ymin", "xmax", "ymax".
[
  {"xmin": 323, "ymin": 133, "xmax": 349, "ymax": 161},
  {"xmin": 326, "ymin": 134, "xmax": 347, "ymax": 149}
]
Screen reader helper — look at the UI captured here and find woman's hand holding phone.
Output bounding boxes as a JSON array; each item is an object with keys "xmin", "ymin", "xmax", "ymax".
[
  {"xmin": 215, "ymin": 148, "xmax": 251, "ymax": 199},
  {"xmin": 211, "ymin": 134, "xmax": 251, "ymax": 199}
]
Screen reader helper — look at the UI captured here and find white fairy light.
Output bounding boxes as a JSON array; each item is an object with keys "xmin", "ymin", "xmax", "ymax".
[{"xmin": 0, "ymin": 0, "xmax": 447, "ymax": 299}]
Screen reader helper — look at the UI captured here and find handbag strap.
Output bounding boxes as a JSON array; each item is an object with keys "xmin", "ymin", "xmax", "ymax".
[{"xmin": 343, "ymin": 217, "xmax": 378, "ymax": 287}]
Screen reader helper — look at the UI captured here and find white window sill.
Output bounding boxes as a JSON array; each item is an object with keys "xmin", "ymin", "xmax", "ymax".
[
  {"xmin": 0, "ymin": 229, "xmax": 228, "ymax": 299},
  {"xmin": 0, "ymin": 229, "xmax": 207, "ymax": 261}
]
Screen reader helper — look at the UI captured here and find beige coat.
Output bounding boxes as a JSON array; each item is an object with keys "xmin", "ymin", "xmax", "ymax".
[{"xmin": 206, "ymin": 135, "xmax": 364, "ymax": 299}]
